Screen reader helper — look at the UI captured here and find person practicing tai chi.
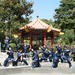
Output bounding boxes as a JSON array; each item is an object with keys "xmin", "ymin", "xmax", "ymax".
[
  {"xmin": 3, "ymin": 47, "xmax": 15, "ymax": 67},
  {"xmin": 32, "ymin": 50, "xmax": 40, "ymax": 68},
  {"xmin": 16, "ymin": 49, "xmax": 28, "ymax": 66}
]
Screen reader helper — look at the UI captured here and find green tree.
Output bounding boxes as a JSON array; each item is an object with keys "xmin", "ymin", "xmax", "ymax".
[
  {"xmin": 54, "ymin": 0, "xmax": 75, "ymax": 45},
  {"xmin": 54, "ymin": 0, "xmax": 75, "ymax": 30},
  {"xmin": 0, "ymin": 0, "xmax": 33, "ymax": 36},
  {"xmin": 57, "ymin": 29, "xmax": 75, "ymax": 45}
]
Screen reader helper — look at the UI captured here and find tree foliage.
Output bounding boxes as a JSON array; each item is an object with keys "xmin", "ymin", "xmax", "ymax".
[
  {"xmin": 54, "ymin": 0, "xmax": 75, "ymax": 30},
  {"xmin": 54, "ymin": 0, "xmax": 75, "ymax": 45},
  {"xmin": 58, "ymin": 29, "xmax": 75, "ymax": 45},
  {"xmin": 0, "ymin": 0, "xmax": 33, "ymax": 36}
]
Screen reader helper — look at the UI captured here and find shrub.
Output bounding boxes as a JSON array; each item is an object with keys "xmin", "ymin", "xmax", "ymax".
[
  {"xmin": 71, "ymin": 41, "xmax": 75, "ymax": 45},
  {"xmin": 9, "ymin": 43, "xmax": 16, "ymax": 51}
]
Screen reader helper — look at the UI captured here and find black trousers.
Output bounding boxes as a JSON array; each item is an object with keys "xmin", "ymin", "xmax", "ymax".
[{"xmin": 16, "ymin": 59, "xmax": 28, "ymax": 66}]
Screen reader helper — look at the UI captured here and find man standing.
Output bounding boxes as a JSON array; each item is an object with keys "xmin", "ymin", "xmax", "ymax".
[{"xmin": 3, "ymin": 36, "xmax": 10, "ymax": 52}]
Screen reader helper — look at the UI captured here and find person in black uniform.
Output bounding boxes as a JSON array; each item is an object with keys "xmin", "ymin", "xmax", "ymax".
[
  {"xmin": 3, "ymin": 47, "xmax": 15, "ymax": 66},
  {"xmin": 32, "ymin": 50, "xmax": 40, "ymax": 68},
  {"xmin": 3, "ymin": 36, "xmax": 10, "ymax": 52},
  {"xmin": 56, "ymin": 45, "xmax": 63, "ymax": 63},
  {"xmin": 71, "ymin": 49, "xmax": 75, "ymax": 61},
  {"xmin": 62, "ymin": 49, "xmax": 72, "ymax": 68},
  {"xmin": 15, "ymin": 38, "xmax": 21, "ymax": 52},
  {"xmin": 52, "ymin": 46, "xmax": 62, "ymax": 68},
  {"xmin": 39, "ymin": 46, "xmax": 50, "ymax": 62},
  {"xmin": 20, "ymin": 43, "xmax": 29, "ymax": 58},
  {"xmin": 16, "ymin": 49, "xmax": 28, "ymax": 66},
  {"xmin": 49, "ymin": 48, "xmax": 55, "ymax": 62},
  {"xmin": 52, "ymin": 51, "xmax": 59, "ymax": 68}
]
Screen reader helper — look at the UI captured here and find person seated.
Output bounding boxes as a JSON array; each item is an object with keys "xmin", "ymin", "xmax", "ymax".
[
  {"xmin": 16, "ymin": 49, "xmax": 28, "ymax": 66},
  {"xmin": 32, "ymin": 50, "xmax": 40, "ymax": 68},
  {"xmin": 3, "ymin": 47, "xmax": 15, "ymax": 67}
]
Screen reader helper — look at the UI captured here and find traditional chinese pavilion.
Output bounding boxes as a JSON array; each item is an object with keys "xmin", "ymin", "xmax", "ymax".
[{"xmin": 19, "ymin": 18, "xmax": 63, "ymax": 50}]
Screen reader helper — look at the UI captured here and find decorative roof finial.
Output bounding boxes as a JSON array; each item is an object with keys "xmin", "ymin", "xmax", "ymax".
[{"xmin": 37, "ymin": 16, "xmax": 39, "ymax": 18}]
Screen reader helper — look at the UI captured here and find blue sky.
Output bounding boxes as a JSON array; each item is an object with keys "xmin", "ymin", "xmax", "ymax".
[{"xmin": 28, "ymin": 0, "xmax": 60, "ymax": 20}]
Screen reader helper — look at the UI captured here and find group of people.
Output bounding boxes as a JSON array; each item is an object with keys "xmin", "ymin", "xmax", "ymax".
[
  {"xmin": 1, "ymin": 36, "xmax": 75, "ymax": 68},
  {"xmin": 3, "ymin": 36, "xmax": 29, "ymax": 53},
  {"xmin": 1, "ymin": 36, "xmax": 29, "ymax": 66},
  {"xmin": 38, "ymin": 45, "xmax": 72, "ymax": 68},
  {"xmin": 3, "ymin": 48, "xmax": 28, "ymax": 67},
  {"xmin": 3, "ymin": 44, "xmax": 74, "ymax": 68}
]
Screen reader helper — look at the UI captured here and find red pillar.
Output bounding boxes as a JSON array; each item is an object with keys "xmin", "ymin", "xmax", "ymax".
[
  {"xmin": 29, "ymin": 31, "xmax": 32, "ymax": 51},
  {"xmin": 20, "ymin": 32, "xmax": 24, "ymax": 44},
  {"xmin": 43, "ymin": 31, "xmax": 46, "ymax": 46},
  {"xmin": 51, "ymin": 34, "xmax": 55, "ymax": 48}
]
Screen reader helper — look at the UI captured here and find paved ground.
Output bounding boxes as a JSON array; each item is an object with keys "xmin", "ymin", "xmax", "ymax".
[
  {"xmin": 0, "ymin": 52, "xmax": 75, "ymax": 75},
  {"xmin": 0, "ymin": 62, "xmax": 75, "ymax": 75}
]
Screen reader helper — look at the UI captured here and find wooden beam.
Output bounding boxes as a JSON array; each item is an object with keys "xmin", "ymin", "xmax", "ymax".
[{"xmin": 20, "ymin": 32, "xmax": 24, "ymax": 44}]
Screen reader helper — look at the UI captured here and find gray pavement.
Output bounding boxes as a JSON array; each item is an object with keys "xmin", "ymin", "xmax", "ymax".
[{"xmin": 0, "ymin": 62, "xmax": 75, "ymax": 75}]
